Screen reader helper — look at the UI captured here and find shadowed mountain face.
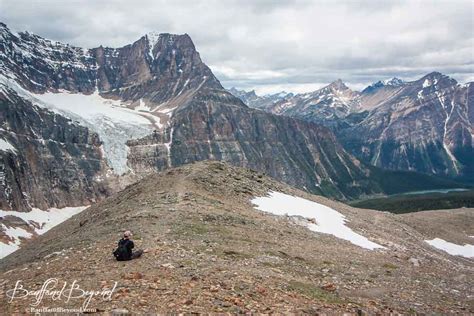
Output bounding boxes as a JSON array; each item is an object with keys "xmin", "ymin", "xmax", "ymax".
[
  {"xmin": 236, "ymin": 73, "xmax": 473, "ymax": 180},
  {"xmin": 0, "ymin": 20, "xmax": 386, "ymax": 220}
]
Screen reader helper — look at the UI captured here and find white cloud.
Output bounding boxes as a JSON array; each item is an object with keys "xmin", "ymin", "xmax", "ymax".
[{"xmin": 1, "ymin": 0, "xmax": 472, "ymax": 94}]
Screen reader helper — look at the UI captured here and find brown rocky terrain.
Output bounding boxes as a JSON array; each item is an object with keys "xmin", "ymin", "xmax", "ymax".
[{"xmin": 0, "ymin": 161, "xmax": 472, "ymax": 314}]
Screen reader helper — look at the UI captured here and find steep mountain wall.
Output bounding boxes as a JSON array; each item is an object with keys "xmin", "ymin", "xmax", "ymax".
[{"xmin": 0, "ymin": 86, "xmax": 109, "ymax": 211}]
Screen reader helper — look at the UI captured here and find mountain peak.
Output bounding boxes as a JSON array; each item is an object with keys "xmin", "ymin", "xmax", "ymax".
[
  {"xmin": 362, "ymin": 77, "xmax": 405, "ymax": 94},
  {"xmin": 382, "ymin": 77, "xmax": 405, "ymax": 86},
  {"xmin": 424, "ymin": 71, "xmax": 444, "ymax": 78},
  {"xmin": 419, "ymin": 72, "xmax": 457, "ymax": 87},
  {"xmin": 144, "ymin": 32, "xmax": 195, "ymax": 51},
  {"xmin": 0, "ymin": 22, "xmax": 8, "ymax": 32},
  {"xmin": 0, "ymin": 22, "xmax": 11, "ymax": 41},
  {"xmin": 328, "ymin": 79, "xmax": 349, "ymax": 90}
]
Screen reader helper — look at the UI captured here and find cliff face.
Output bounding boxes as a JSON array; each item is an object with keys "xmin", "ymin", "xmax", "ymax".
[
  {"xmin": 127, "ymin": 88, "xmax": 379, "ymax": 200},
  {"xmin": 93, "ymin": 33, "xmax": 222, "ymax": 106},
  {"xmin": 0, "ymin": 86, "xmax": 109, "ymax": 212}
]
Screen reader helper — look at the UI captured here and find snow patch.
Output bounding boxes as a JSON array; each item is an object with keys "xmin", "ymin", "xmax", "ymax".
[
  {"xmin": 156, "ymin": 106, "xmax": 178, "ymax": 119},
  {"xmin": 0, "ymin": 206, "xmax": 88, "ymax": 258},
  {"xmin": 0, "ymin": 224, "xmax": 32, "ymax": 256},
  {"xmin": 425, "ymin": 238, "xmax": 473, "ymax": 258},
  {"xmin": 164, "ymin": 127, "xmax": 174, "ymax": 167},
  {"xmin": 0, "ymin": 138, "xmax": 17, "ymax": 154},
  {"xmin": 147, "ymin": 32, "xmax": 160, "ymax": 48},
  {"xmin": 0, "ymin": 206, "xmax": 88, "ymax": 235},
  {"xmin": 251, "ymin": 191, "xmax": 385, "ymax": 250},
  {"xmin": 438, "ymin": 95, "xmax": 459, "ymax": 173},
  {"xmin": 382, "ymin": 77, "xmax": 404, "ymax": 86},
  {"xmin": 146, "ymin": 32, "xmax": 160, "ymax": 60}
]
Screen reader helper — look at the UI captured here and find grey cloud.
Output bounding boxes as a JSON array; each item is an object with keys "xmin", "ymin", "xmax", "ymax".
[{"xmin": 0, "ymin": 0, "xmax": 472, "ymax": 94}]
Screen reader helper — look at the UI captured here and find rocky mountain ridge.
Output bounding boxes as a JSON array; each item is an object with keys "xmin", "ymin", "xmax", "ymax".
[
  {"xmin": 342, "ymin": 72, "xmax": 473, "ymax": 179},
  {"xmin": 228, "ymin": 87, "xmax": 293, "ymax": 112},
  {"xmin": 361, "ymin": 77, "xmax": 405, "ymax": 94},
  {"xmin": 0, "ymin": 161, "xmax": 472, "ymax": 314},
  {"xmin": 234, "ymin": 73, "xmax": 473, "ymax": 179}
]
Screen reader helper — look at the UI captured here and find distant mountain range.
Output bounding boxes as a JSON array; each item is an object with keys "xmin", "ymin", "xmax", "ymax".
[{"xmin": 230, "ymin": 73, "xmax": 473, "ymax": 181}]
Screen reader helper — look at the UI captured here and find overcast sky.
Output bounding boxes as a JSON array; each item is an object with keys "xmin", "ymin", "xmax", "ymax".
[{"xmin": 1, "ymin": 0, "xmax": 473, "ymax": 94}]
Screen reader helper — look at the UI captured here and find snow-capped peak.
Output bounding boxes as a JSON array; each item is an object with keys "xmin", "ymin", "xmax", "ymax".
[
  {"xmin": 362, "ymin": 77, "xmax": 405, "ymax": 94},
  {"xmin": 382, "ymin": 77, "xmax": 405, "ymax": 86},
  {"xmin": 146, "ymin": 31, "xmax": 161, "ymax": 49}
]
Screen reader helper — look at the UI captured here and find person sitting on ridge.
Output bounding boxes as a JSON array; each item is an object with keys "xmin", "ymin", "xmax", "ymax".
[{"xmin": 113, "ymin": 230, "xmax": 144, "ymax": 261}]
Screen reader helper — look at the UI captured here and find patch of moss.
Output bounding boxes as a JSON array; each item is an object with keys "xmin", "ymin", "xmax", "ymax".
[
  {"xmin": 382, "ymin": 263, "xmax": 398, "ymax": 270},
  {"xmin": 288, "ymin": 281, "xmax": 344, "ymax": 304},
  {"xmin": 218, "ymin": 249, "xmax": 253, "ymax": 259}
]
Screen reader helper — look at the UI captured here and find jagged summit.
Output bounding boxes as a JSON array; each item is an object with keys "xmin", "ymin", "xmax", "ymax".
[
  {"xmin": 382, "ymin": 77, "xmax": 404, "ymax": 86},
  {"xmin": 327, "ymin": 79, "xmax": 349, "ymax": 91},
  {"xmin": 0, "ymin": 161, "xmax": 472, "ymax": 314},
  {"xmin": 417, "ymin": 71, "xmax": 458, "ymax": 89},
  {"xmin": 422, "ymin": 71, "xmax": 444, "ymax": 79},
  {"xmin": 0, "ymin": 22, "xmax": 222, "ymax": 100},
  {"xmin": 144, "ymin": 32, "xmax": 196, "ymax": 59},
  {"xmin": 361, "ymin": 77, "xmax": 405, "ymax": 94},
  {"xmin": 144, "ymin": 32, "xmax": 194, "ymax": 48}
]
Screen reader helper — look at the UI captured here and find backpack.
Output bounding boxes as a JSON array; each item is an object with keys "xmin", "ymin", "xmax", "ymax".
[{"xmin": 113, "ymin": 242, "xmax": 129, "ymax": 261}]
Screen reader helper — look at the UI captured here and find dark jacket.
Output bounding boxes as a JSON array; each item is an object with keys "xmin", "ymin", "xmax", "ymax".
[{"xmin": 118, "ymin": 238, "xmax": 134, "ymax": 260}]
